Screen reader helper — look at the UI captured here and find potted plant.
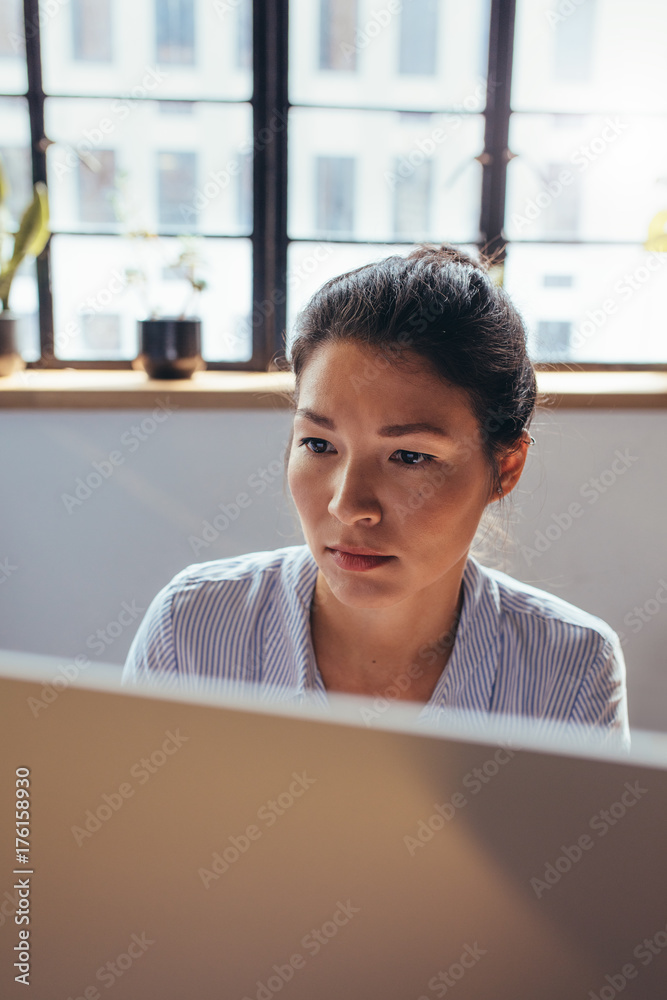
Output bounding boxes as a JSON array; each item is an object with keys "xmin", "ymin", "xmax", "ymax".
[
  {"xmin": 113, "ymin": 172, "xmax": 207, "ymax": 380},
  {"xmin": 0, "ymin": 156, "xmax": 50, "ymax": 377}
]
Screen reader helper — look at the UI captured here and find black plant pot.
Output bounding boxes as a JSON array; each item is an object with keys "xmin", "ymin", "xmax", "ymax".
[
  {"xmin": 133, "ymin": 317, "xmax": 205, "ymax": 380},
  {"xmin": 0, "ymin": 313, "xmax": 26, "ymax": 377}
]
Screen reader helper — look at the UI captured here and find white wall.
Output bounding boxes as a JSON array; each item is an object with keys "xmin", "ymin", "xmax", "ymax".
[{"xmin": 0, "ymin": 404, "xmax": 664, "ymax": 731}]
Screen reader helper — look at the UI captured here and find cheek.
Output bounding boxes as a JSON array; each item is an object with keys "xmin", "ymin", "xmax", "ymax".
[
  {"xmin": 287, "ymin": 453, "xmax": 319, "ymax": 511},
  {"xmin": 396, "ymin": 462, "xmax": 490, "ymax": 528}
]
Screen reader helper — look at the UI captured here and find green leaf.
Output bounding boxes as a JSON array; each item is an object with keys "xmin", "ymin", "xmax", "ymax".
[
  {"xmin": 0, "ymin": 154, "xmax": 10, "ymax": 209},
  {"xmin": 10, "ymin": 182, "xmax": 50, "ymax": 265}
]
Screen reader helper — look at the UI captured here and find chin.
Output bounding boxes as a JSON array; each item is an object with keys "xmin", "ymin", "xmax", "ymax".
[{"xmin": 323, "ymin": 574, "xmax": 405, "ymax": 609}]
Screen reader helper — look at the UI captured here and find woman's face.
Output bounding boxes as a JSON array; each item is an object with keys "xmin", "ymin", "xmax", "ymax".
[{"xmin": 287, "ymin": 340, "xmax": 522, "ymax": 609}]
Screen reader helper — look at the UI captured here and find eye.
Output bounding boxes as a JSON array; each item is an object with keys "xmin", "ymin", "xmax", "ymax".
[
  {"xmin": 391, "ymin": 450, "xmax": 436, "ymax": 467},
  {"xmin": 299, "ymin": 437, "xmax": 334, "ymax": 454},
  {"xmin": 299, "ymin": 438, "xmax": 435, "ymax": 467}
]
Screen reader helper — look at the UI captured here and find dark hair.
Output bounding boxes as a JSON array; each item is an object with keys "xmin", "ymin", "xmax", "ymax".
[{"xmin": 283, "ymin": 243, "xmax": 537, "ymax": 493}]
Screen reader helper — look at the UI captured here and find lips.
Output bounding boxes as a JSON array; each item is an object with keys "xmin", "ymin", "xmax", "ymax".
[
  {"xmin": 329, "ymin": 545, "xmax": 391, "ymax": 557},
  {"xmin": 327, "ymin": 548, "xmax": 395, "ymax": 572}
]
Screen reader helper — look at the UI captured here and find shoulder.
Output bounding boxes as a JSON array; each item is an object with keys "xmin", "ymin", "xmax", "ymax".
[
  {"xmin": 121, "ymin": 545, "xmax": 317, "ymax": 686},
  {"xmin": 167, "ymin": 544, "xmax": 316, "ymax": 601},
  {"xmin": 470, "ymin": 556, "xmax": 618, "ymax": 654},
  {"xmin": 466, "ymin": 557, "xmax": 629, "ymax": 744}
]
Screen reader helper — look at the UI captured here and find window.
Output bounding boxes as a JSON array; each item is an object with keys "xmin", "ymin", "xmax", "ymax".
[
  {"xmin": 398, "ymin": 0, "xmax": 439, "ymax": 76},
  {"xmin": 315, "ymin": 156, "xmax": 355, "ymax": 236},
  {"xmin": 72, "ymin": 0, "xmax": 113, "ymax": 63},
  {"xmin": 157, "ymin": 151, "xmax": 198, "ymax": 227},
  {"xmin": 156, "ymin": 0, "xmax": 196, "ymax": 65},
  {"xmin": 535, "ymin": 320, "xmax": 571, "ymax": 360},
  {"xmin": 0, "ymin": 0, "xmax": 24, "ymax": 58},
  {"xmin": 553, "ymin": 0, "xmax": 596, "ymax": 83},
  {"xmin": 77, "ymin": 150, "xmax": 116, "ymax": 223},
  {"xmin": 319, "ymin": 0, "xmax": 358, "ymax": 71},
  {"xmin": 543, "ymin": 274, "xmax": 573, "ymax": 288},
  {"xmin": 393, "ymin": 158, "xmax": 432, "ymax": 239},
  {"xmin": 3, "ymin": 0, "xmax": 667, "ymax": 371}
]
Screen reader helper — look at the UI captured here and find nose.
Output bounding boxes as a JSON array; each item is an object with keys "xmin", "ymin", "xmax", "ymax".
[{"xmin": 327, "ymin": 459, "xmax": 382, "ymax": 526}]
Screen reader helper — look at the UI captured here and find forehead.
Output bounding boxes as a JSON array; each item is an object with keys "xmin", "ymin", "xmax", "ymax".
[{"xmin": 296, "ymin": 340, "xmax": 477, "ymax": 427}]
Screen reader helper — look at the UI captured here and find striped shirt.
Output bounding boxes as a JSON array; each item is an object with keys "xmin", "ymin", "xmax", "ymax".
[{"xmin": 121, "ymin": 544, "xmax": 630, "ymax": 747}]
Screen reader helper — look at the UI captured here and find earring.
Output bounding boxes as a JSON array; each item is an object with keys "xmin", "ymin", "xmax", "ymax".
[{"xmin": 497, "ymin": 486, "xmax": 503, "ymax": 495}]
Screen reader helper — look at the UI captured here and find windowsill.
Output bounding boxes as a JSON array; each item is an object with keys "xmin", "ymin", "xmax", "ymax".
[{"xmin": 0, "ymin": 368, "xmax": 667, "ymax": 409}]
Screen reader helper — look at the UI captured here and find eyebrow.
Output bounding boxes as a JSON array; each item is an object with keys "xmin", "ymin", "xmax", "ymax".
[{"xmin": 294, "ymin": 408, "xmax": 450, "ymax": 439}]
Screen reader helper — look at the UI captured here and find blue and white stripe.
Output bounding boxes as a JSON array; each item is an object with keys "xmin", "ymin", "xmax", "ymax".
[{"xmin": 121, "ymin": 544, "xmax": 630, "ymax": 746}]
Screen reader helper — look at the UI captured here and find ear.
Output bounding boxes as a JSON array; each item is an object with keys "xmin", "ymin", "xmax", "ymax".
[{"xmin": 489, "ymin": 433, "xmax": 531, "ymax": 502}]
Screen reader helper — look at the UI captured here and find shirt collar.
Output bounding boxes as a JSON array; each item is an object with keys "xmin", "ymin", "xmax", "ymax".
[
  {"xmin": 266, "ymin": 546, "xmax": 501, "ymax": 717},
  {"xmin": 417, "ymin": 553, "xmax": 501, "ymax": 723}
]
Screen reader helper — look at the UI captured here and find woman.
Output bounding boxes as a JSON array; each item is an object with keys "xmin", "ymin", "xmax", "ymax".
[{"xmin": 121, "ymin": 245, "xmax": 629, "ymax": 746}]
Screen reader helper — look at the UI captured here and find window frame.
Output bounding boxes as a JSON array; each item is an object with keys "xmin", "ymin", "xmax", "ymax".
[{"xmin": 11, "ymin": 0, "xmax": 667, "ymax": 373}]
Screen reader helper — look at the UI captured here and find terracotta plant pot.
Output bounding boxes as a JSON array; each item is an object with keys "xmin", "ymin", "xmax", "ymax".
[
  {"xmin": 0, "ymin": 313, "xmax": 26, "ymax": 377},
  {"xmin": 133, "ymin": 318, "xmax": 205, "ymax": 380}
]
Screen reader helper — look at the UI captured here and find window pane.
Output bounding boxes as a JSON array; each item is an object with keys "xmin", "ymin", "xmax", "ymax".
[
  {"xmin": 506, "ymin": 114, "xmax": 667, "ymax": 243},
  {"xmin": 504, "ymin": 243, "xmax": 667, "ymax": 363},
  {"xmin": 72, "ymin": 0, "xmax": 113, "ymax": 62},
  {"xmin": 158, "ymin": 151, "xmax": 198, "ymax": 226},
  {"xmin": 393, "ymin": 157, "xmax": 432, "ymax": 238},
  {"xmin": 77, "ymin": 149, "xmax": 117, "ymax": 223},
  {"xmin": 552, "ymin": 0, "xmax": 596, "ymax": 83},
  {"xmin": 0, "ymin": 0, "xmax": 26, "ymax": 93},
  {"xmin": 289, "ymin": 107, "xmax": 484, "ymax": 243},
  {"xmin": 319, "ymin": 0, "xmax": 358, "ymax": 71},
  {"xmin": 512, "ymin": 0, "xmax": 667, "ymax": 114},
  {"xmin": 45, "ymin": 99, "xmax": 252, "ymax": 236},
  {"xmin": 0, "ymin": 98, "xmax": 32, "ymax": 227},
  {"xmin": 0, "ymin": 96, "xmax": 38, "ymax": 351},
  {"xmin": 41, "ymin": 0, "xmax": 251, "ymax": 100},
  {"xmin": 291, "ymin": 0, "xmax": 490, "ymax": 110},
  {"xmin": 315, "ymin": 156, "xmax": 355, "ymax": 236},
  {"xmin": 156, "ymin": 0, "xmax": 195, "ymax": 65},
  {"xmin": 398, "ymin": 0, "xmax": 439, "ymax": 76},
  {"xmin": 50, "ymin": 235, "xmax": 252, "ymax": 362}
]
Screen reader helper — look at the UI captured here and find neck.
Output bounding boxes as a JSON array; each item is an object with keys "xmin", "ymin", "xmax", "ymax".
[{"xmin": 309, "ymin": 559, "xmax": 466, "ymax": 702}]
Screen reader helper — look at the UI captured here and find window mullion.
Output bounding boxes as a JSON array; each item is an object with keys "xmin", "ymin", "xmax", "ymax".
[
  {"xmin": 23, "ymin": 0, "xmax": 54, "ymax": 364},
  {"xmin": 479, "ymin": 0, "xmax": 516, "ymax": 263},
  {"xmin": 252, "ymin": 0, "xmax": 289, "ymax": 371}
]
